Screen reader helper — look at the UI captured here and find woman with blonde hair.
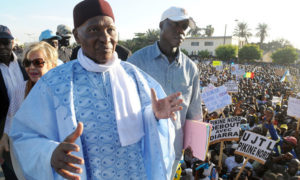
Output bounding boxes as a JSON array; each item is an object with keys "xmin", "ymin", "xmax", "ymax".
[
  {"xmin": 0, "ymin": 42, "xmax": 58, "ymax": 178},
  {"xmin": 23, "ymin": 41, "xmax": 58, "ymax": 97}
]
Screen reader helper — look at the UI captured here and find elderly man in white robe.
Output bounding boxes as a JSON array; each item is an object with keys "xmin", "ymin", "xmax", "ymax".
[{"xmin": 9, "ymin": 0, "xmax": 182, "ymax": 180}]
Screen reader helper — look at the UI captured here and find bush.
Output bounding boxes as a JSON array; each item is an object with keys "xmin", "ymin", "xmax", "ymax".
[
  {"xmin": 271, "ymin": 47, "xmax": 298, "ymax": 64},
  {"xmin": 215, "ymin": 45, "xmax": 238, "ymax": 61},
  {"xmin": 198, "ymin": 50, "xmax": 210, "ymax": 59},
  {"xmin": 238, "ymin": 44, "xmax": 263, "ymax": 62}
]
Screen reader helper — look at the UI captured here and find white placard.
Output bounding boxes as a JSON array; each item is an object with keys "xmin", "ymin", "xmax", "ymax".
[
  {"xmin": 201, "ymin": 86, "xmax": 232, "ymax": 113},
  {"xmin": 215, "ymin": 65, "xmax": 223, "ymax": 71},
  {"xmin": 224, "ymin": 81, "xmax": 238, "ymax": 93},
  {"xmin": 272, "ymin": 96, "xmax": 282, "ymax": 106},
  {"xmin": 210, "ymin": 75, "xmax": 218, "ymax": 83},
  {"xmin": 231, "ymin": 64, "xmax": 239, "ymax": 75},
  {"xmin": 235, "ymin": 131, "xmax": 276, "ymax": 164},
  {"xmin": 287, "ymin": 97, "xmax": 300, "ymax": 118},
  {"xmin": 210, "ymin": 117, "xmax": 241, "ymax": 144},
  {"xmin": 236, "ymin": 69, "xmax": 246, "ymax": 79}
]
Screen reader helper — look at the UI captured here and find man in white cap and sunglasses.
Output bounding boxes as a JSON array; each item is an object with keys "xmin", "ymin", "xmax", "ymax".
[{"xmin": 128, "ymin": 6, "xmax": 203, "ymax": 177}]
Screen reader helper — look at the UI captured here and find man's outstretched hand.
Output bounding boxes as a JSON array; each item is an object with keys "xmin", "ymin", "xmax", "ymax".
[
  {"xmin": 51, "ymin": 122, "xmax": 84, "ymax": 180},
  {"xmin": 151, "ymin": 88, "xmax": 183, "ymax": 120}
]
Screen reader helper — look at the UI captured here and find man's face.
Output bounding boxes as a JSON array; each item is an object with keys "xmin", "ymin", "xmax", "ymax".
[
  {"xmin": 234, "ymin": 154, "xmax": 244, "ymax": 164},
  {"xmin": 0, "ymin": 38, "xmax": 13, "ymax": 63},
  {"xmin": 59, "ymin": 37, "xmax": 71, "ymax": 47},
  {"xmin": 160, "ymin": 19, "xmax": 189, "ymax": 48},
  {"xmin": 74, "ymin": 15, "xmax": 118, "ymax": 64},
  {"xmin": 44, "ymin": 39, "xmax": 59, "ymax": 50}
]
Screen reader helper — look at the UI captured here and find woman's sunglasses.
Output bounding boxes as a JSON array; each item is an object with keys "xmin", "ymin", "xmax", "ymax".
[{"xmin": 23, "ymin": 58, "xmax": 45, "ymax": 68}]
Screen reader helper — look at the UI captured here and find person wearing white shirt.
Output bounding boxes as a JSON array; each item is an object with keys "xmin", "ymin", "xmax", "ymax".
[{"xmin": 0, "ymin": 24, "xmax": 27, "ymax": 180}]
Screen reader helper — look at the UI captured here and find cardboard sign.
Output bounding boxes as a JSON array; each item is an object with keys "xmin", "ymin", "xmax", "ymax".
[
  {"xmin": 224, "ymin": 81, "xmax": 238, "ymax": 93},
  {"xmin": 287, "ymin": 97, "xmax": 300, "ymax": 118},
  {"xmin": 212, "ymin": 61, "xmax": 222, "ymax": 66},
  {"xmin": 184, "ymin": 120, "xmax": 212, "ymax": 161},
  {"xmin": 201, "ymin": 86, "xmax": 232, "ymax": 113},
  {"xmin": 235, "ymin": 131, "xmax": 276, "ymax": 164},
  {"xmin": 210, "ymin": 117, "xmax": 241, "ymax": 144}
]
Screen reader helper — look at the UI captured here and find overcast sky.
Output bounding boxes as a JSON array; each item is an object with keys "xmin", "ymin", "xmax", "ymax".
[{"xmin": 1, "ymin": 0, "xmax": 299, "ymax": 48}]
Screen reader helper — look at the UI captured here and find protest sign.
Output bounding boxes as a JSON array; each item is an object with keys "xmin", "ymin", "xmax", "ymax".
[
  {"xmin": 235, "ymin": 131, "xmax": 276, "ymax": 164},
  {"xmin": 210, "ymin": 75, "xmax": 218, "ymax": 83},
  {"xmin": 201, "ymin": 86, "xmax": 232, "ymax": 113},
  {"xmin": 215, "ymin": 65, "xmax": 223, "ymax": 71},
  {"xmin": 184, "ymin": 120, "xmax": 211, "ymax": 161},
  {"xmin": 236, "ymin": 69, "xmax": 245, "ymax": 79},
  {"xmin": 272, "ymin": 96, "xmax": 281, "ymax": 106},
  {"xmin": 224, "ymin": 81, "xmax": 238, "ymax": 93},
  {"xmin": 231, "ymin": 64, "xmax": 239, "ymax": 74},
  {"xmin": 287, "ymin": 97, "xmax": 300, "ymax": 118},
  {"xmin": 210, "ymin": 117, "xmax": 241, "ymax": 144},
  {"xmin": 212, "ymin": 61, "xmax": 222, "ymax": 66}
]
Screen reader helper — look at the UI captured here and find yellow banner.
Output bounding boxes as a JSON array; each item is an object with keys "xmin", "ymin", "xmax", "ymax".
[{"xmin": 212, "ymin": 61, "xmax": 222, "ymax": 66}]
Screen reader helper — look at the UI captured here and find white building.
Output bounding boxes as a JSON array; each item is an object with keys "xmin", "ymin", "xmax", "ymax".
[{"xmin": 180, "ymin": 36, "xmax": 245, "ymax": 56}]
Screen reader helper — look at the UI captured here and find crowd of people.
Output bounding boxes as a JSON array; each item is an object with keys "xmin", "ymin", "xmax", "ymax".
[
  {"xmin": 0, "ymin": 0, "xmax": 299, "ymax": 179},
  {"xmin": 178, "ymin": 62, "xmax": 300, "ymax": 180}
]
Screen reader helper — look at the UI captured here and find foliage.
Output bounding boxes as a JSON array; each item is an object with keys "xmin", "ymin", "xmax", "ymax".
[
  {"xmin": 181, "ymin": 48, "xmax": 189, "ymax": 56},
  {"xmin": 233, "ymin": 22, "xmax": 252, "ymax": 43},
  {"xmin": 204, "ymin": 25, "xmax": 214, "ymax": 37},
  {"xmin": 256, "ymin": 23, "xmax": 268, "ymax": 48},
  {"xmin": 261, "ymin": 38, "xmax": 292, "ymax": 52},
  {"xmin": 215, "ymin": 45, "xmax": 238, "ymax": 61},
  {"xmin": 187, "ymin": 26, "xmax": 202, "ymax": 37},
  {"xmin": 198, "ymin": 50, "xmax": 210, "ymax": 58},
  {"xmin": 271, "ymin": 47, "xmax": 298, "ymax": 64},
  {"xmin": 238, "ymin": 44, "xmax": 263, "ymax": 62},
  {"xmin": 118, "ymin": 29, "xmax": 160, "ymax": 53}
]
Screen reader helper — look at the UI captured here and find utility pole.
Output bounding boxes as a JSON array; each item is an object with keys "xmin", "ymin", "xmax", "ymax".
[{"xmin": 223, "ymin": 24, "xmax": 227, "ymax": 45}]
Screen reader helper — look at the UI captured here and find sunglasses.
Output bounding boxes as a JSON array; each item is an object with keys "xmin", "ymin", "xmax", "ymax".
[
  {"xmin": 23, "ymin": 58, "xmax": 45, "ymax": 68},
  {"xmin": 0, "ymin": 39, "xmax": 12, "ymax": 46}
]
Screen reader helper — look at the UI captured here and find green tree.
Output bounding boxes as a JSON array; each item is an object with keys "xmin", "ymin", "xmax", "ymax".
[
  {"xmin": 204, "ymin": 25, "xmax": 214, "ymax": 37},
  {"xmin": 198, "ymin": 50, "xmax": 210, "ymax": 59},
  {"xmin": 118, "ymin": 29, "xmax": 160, "ymax": 53},
  {"xmin": 271, "ymin": 47, "xmax": 298, "ymax": 64},
  {"xmin": 233, "ymin": 22, "xmax": 252, "ymax": 43},
  {"xmin": 238, "ymin": 44, "xmax": 263, "ymax": 62},
  {"xmin": 256, "ymin": 23, "xmax": 268, "ymax": 49},
  {"xmin": 181, "ymin": 48, "xmax": 189, "ymax": 56},
  {"xmin": 187, "ymin": 26, "xmax": 202, "ymax": 37},
  {"xmin": 215, "ymin": 45, "xmax": 238, "ymax": 61},
  {"xmin": 261, "ymin": 38, "xmax": 292, "ymax": 51}
]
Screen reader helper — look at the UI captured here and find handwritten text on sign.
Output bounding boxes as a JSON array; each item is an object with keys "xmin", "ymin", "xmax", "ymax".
[
  {"xmin": 201, "ymin": 86, "xmax": 232, "ymax": 113},
  {"xmin": 210, "ymin": 117, "xmax": 241, "ymax": 144},
  {"xmin": 287, "ymin": 97, "xmax": 300, "ymax": 118},
  {"xmin": 235, "ymin": 131, "xmax": 276, "ymax": 164}
]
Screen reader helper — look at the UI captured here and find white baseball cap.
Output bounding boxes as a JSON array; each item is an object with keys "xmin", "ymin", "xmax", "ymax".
[{"xmin": 160, "ymin": 6, "xmax": 196, "ymax": 29}]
